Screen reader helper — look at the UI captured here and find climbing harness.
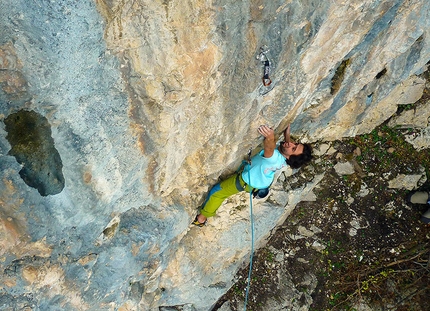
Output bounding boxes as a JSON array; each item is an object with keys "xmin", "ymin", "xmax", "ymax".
[
  {"xmin": 242, "ymin": 148, "xmax": 269, "ymax": 200},
  {"xmin": 243, "ymin": 148, "xmax": 255, "ymax": 311},
  {"xmin": 257, "ymin": 46, "xmax": 275, "ymax": 96}
]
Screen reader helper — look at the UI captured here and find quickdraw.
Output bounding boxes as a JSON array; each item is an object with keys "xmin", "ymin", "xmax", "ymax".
[
  {"xmin": 262, "ymin": 60, "xmax": 271, "ymax": 86},
  {"xmin": 257, "ymin": 46, "xmax": 272, "ymax": 86},
  {"xmin": 247, "ymin": 147, "xmax": 252, "ymax": 164}
]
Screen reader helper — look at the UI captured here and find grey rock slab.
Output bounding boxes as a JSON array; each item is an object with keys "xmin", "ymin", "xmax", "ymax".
[
  {"xmin": 387, "ymin": 168, "xmax": 427, "ymax": 190},
  {"xmin": 334, "ymin": 161, "xmax": 355, "ymax": 175}
]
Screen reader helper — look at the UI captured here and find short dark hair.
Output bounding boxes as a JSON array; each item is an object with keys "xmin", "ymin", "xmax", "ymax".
[{"xmin": 286, "ymin": 143, "xmax": 313, "ymax": 169}]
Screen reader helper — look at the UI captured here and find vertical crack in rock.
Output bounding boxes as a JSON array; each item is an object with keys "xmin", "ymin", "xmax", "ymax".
[
  {"xmin": 330, "ymin": 58, "xmax": 350, "ymax": 95},
  {"xmin": 4, "ymin": 109, "xmax": 65, "ymax": 196}
]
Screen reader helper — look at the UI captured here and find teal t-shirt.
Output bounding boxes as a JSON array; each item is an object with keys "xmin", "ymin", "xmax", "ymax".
[{"xmin": 241, "ymin": 149, "xmax": 287, "ymax": 189}]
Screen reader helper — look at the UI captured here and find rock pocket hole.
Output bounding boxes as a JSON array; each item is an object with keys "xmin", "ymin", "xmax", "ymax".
[
  {"xmin": 4, "ymin": 109, "xmax": 65, "ymax": 196},
  {"xmin": 375, "ymin": 68, "xmax": 387, "ymax": 79},
  {"xmin": 96, "ymin": 216, "xmax": 121, "ymax": 245},
  {"xmin": 330, "ymin": 59, "xmax": 350, "ymax": 95},
  {"xmin": 102, "ymin": 221, "xmax": 119, "ymax": 239}
]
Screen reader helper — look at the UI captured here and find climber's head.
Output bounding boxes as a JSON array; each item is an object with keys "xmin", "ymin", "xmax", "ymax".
[{"xmin": 280, "ymin": 141, "xmax": 313, "ymax": 169}]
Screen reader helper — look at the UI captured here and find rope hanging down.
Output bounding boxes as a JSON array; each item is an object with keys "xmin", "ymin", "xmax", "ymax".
[{"xmin": 243, "ymin": 148, "xmax": 255, "ymax": 311}]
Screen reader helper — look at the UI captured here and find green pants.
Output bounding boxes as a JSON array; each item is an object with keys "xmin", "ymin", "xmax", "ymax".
[{"xmin": 200, "ymin": 173, "xmax": 253, "ymax": 218}]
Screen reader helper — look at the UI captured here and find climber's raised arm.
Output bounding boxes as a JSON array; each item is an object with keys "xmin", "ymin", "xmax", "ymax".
[
  {"xmin": 257, "ymin": 125, "xmax": 276, "ymax": 158},
  {"xmin": 283, "ymin": 124, "xmax": 291, "ymax": 143}
]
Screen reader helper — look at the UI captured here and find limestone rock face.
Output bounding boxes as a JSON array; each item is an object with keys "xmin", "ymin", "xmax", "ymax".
[{"xmin": 1, "ymin": 0, "xmax": 430, "ymax": 310}]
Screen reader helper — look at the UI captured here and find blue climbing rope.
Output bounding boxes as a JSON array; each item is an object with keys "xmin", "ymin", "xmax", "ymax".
[{"xmin": 243, "ymin": 161, "xmax": 255, "ymax": 311}]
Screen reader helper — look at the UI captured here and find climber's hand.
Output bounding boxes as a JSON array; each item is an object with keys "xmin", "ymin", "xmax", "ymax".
[
  {"xmin": 258, "ymin": 125, "xmax": 274, "ymax": 139},
  {"xmin": 258, "ymin": 125, "xmax": 276, "ymax": 158}
]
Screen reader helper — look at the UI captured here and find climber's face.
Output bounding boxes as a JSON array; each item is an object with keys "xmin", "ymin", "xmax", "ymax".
[{"xmin": 280, "ymin": 141, "xmax": 304, "ymax": 159}]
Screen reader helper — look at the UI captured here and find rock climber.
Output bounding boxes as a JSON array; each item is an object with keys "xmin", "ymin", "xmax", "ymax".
[{"xmin": 192, "ymin": 124, "xmax": 313, "ymax": 227}]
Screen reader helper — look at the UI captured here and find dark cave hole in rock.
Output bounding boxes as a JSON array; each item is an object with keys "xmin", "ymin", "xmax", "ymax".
[{"xmin": 4, "ymin": 109, "xmax": 65, "ymax": 196}]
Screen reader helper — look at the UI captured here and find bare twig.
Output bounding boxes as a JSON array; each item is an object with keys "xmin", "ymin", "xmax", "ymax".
[
  {"xmin": 384, "ymin": 249, "xmax": 429, "ymax": 268},
  {"xmin": 328, "ymin": 244, "xmax": 430, "ymax": 310},
  {"xmin": 356, "ymin": 248, "xmax": 429, "ymax": 279}
]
